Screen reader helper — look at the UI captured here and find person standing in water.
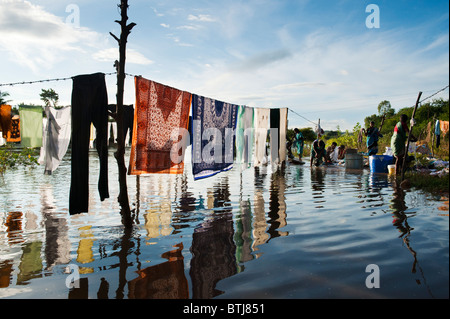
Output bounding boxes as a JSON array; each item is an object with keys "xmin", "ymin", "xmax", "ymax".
[
  {"xmin": 363, "ymin": 121, "xmax": 383, "ymax": 156},
  {"xmin": 293, "ymin": 128, "xmax": 305, "ymax": 162},
  {"xmin": 391, "ymin": 114, "xmax": 416, "ymax": 175}
]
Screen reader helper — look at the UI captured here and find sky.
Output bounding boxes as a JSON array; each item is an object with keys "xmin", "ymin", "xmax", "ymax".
[{"xmin": 0, "ymin": 0, "xmax": 448, "ymax": 130}]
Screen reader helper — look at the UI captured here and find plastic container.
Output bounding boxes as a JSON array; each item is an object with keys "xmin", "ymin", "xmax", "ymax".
[
  {"xmin": 345, "ymin": 153, "xmax": 364, "ymax": 169},
  {"xmin": 388, "ymin": 164, "xmax": 396, "ymax": 175},
  {"xmin": 369, "ymin": 155, "xmax": 394, "ymax": 173}
]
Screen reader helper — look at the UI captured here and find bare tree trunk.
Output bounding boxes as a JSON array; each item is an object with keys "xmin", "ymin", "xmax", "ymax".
[{"xmin": 110, "ymin": 0, "xmax": 136, "ymax": 228}]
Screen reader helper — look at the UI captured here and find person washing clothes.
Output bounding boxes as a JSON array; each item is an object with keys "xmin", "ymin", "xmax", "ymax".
[
  {"xmin": 310, "ymin": 139, "xmax": 327, "ymax": 167},
  {"xmin": 363, "ymin": 121, "xmax": 383, "ymax": 156},
  {"xmin": 325, "ymin": 142, "xmax": 338, "ymax": 163}
]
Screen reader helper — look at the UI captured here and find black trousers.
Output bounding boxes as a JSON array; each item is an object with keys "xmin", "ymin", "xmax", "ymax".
[{"xmin": 70, "ymin": 73, "xmax": 109, "ymax": 214}]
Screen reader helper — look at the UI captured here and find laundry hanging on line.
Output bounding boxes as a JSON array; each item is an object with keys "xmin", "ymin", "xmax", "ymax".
[
  {"xmin": 129, "ymin": 76, "xmax": 191, "ymax": 175},
  {"xmin": 270, "ymin": 108, "xmax": 288, "ymax": 166},
  {"xmin": 253, "ymin": 108, "xmax": 270, "ymax": 167},
  {"xmin": 19, "ymin": 105, "xmax": 43, "ymax": 148},
  {"xmin": 69, "ymin": 72, "xmax": 110, "ymax": 215},
  {"xmin": 38, "ymin": 105, "xmax": 71, "ymax": 175},
  {"xmin": 0, "ymin": 104, "xmax": 12, "ymax": 140},
  {"xmin": 440, "ymin": 120, "xmax": 449, "ymax": 136},
  {"xmin": 191, "ymin": 94, "xmax": 238, "ymax": 180},
  {"xmin": 7, "ymin": 116, "xmax": 20, "ymax": 143},
  {"xmin": 108, "ymin": 104, "xmax": 134, "ymax": 146},
  {"xmin": 235, "ymin": 105, "xmax": 254, "ymax": 169}
]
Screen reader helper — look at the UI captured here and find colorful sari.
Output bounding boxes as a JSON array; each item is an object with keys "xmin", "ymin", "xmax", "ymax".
[{"xmin": 129, "ymin": 77, "xmax": 191, "ymax": 175}]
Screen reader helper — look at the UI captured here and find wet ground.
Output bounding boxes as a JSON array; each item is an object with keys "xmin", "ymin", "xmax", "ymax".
[{"xmin": 0, "ymin": 149, "xmax": 448, "ymax": 299}]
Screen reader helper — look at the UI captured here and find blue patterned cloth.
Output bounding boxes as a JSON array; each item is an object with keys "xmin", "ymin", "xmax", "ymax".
[{"xmin": 191, "ymin": 95, "xmax": 238, "ymax": 180}]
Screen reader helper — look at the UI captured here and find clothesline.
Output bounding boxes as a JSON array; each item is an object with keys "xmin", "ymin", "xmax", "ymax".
[{"xmin": 1, "ymin": 71, "xmax": 448, "ymax": 130}]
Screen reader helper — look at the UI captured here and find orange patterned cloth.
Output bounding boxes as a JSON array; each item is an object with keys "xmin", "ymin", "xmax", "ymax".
[
  {"xmin": 7, "ymin": 115, "xmax": 20, "ymax": 143},
  {"xmin": 0, "ymin": 104, "xmax": 12, "ymax": 138},
  {"xmin": 440, "ymin": 120, "xmax": 449, "ymax": 136},
  {"xmin": 129, "ymin": 77, "xmax": 191, "ymax": 175}
]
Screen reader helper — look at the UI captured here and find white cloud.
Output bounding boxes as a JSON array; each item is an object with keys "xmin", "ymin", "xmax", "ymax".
[
  {"xmin": 177, "ymin": 25, "xmax": 202, "ymax": 31},
  {"xmin": 187, "ymin": 14, "xmax": 216, "ymax": 22},
  {"xmin": 160, "ymin": 23, "xmax": 170, "ymax": 28},
  {"xmin": 0, "ymin": 0, "xmax": 105, "ymax": 73},
  {"xmin": 92, "ymin": 48, "xmax": 153, "ymax": 65}
]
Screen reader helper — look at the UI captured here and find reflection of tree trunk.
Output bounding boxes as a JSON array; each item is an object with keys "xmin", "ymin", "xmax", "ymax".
[
  {"xmin": 110, "ymin": 0, "xmax": 136, "ymax": 228},
  {"xmin": 115, "ymin": 227, "xmax": 133, "ymax": 299}
]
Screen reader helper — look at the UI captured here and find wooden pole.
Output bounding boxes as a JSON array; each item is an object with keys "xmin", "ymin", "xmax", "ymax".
[
  {"xmin": 317, "ymin": 119, "xmax": 321, "ymax": 139},
  {"xmin": 110, "ymin": 0, "xmax": 136, "ymax": 228},
  {"xmin": 431, "ymin": 117, "xmax": 436, "ymax": 157},
  {"xmin": 401, "ymin": 91, "xmax": 422, "ymax": 182}
]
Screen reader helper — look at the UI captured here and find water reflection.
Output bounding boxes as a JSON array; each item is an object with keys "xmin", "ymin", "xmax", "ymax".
[
  {"xmin": 390, "ymin": 183, "xmax": 418, "ymax": 273},
  {"xmin": 1, "ymin": 155, "xmax": 448, "ymax": 299},
  {"xmin": 40, "ymin": 184, "xmax": 71, "ymax": 270},
  {"xmin": 128, "ymin": 243, "xmax": 188, "ymax": 299},
  {"xmin": 253, "ymin": 167, "xmax": 269, "ymax": 257},
  {"xmin": 4, "ymin": 212, "xmax": 23, "ymax": 245},
  {"xmin": 189, "ymin": 178, "xmax": 238, "ymax": 299},
  {"xmin": 142, "ymin": 176, "xmax": 174, "ymax": 241},
  {"xmin": 268, "ymin": 170, "xmax": 288, "ymax": 240},
  {"xmin": 311, "ymin": 168, "xmax": 326, "ymax": 208},
  {"xmin": 359, "ymin": 174, "xmax": 389, "ymax": 211},
  {"xmin": 17, "ymin": 241, "xmax": 42, "ymax": 285}
]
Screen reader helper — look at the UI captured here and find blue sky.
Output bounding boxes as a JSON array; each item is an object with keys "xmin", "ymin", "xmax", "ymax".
[{"xmin": 0, "ymin": 0, "xmax": 448, "ymax": 130}]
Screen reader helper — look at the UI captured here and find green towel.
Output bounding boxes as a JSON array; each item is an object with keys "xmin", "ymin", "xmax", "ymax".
[{"xmin": 19, "ymin": 105, "xmax": 43, "ymax": 148}]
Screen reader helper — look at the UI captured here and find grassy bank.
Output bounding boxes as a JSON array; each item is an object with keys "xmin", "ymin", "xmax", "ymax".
[
  {"xmin": 0, "ymin": 145, "xmax": 39, "ymax": 174},
  {"xmin": 401, "ymin": 171, "xmax": 449, "ymax": 194}
]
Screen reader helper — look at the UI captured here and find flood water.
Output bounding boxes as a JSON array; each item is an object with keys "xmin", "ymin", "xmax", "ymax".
[{"xmin": 0, "ymin": 149, "xmax": 448, "ymax": 299}]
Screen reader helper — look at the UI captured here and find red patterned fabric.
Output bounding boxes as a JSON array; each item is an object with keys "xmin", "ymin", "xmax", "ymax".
[{"xmin": 129, "ymin": 77, "xmax": 191, "ymax": 175}]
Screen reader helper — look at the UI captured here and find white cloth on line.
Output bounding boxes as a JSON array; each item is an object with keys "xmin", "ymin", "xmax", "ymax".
[
  {"xmin": 38, "ymin": 106, "xmax": 72, "ymax": 175},
  {"xmin": 253, "ymin": 108, "xmax": 270, "ymax": 167}
]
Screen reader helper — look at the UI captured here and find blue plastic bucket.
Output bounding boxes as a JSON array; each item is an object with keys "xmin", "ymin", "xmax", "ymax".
[{"xmin": 369, "ymin": 155, "xmax": 394, "ymax": 173}]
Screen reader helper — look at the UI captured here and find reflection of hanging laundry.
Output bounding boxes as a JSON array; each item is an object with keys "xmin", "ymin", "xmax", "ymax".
[
  {"xmin": 252, "ymin": 190, "xmax": 269, "ymax": 258},
  {"xmin": 191, "ymin": 94, "xmax": 238, "ymax": 180},
  {"xmin": 0, "ymin": 104, "xmax": 12, "ymax": 139},
  {"xmin": 129, "ymin": 77, "xmax": 191, "ymax": 175},
  {"xmin": 76, "ymin": 225, "xmax": 95, "ymax": 274},
  {"xmin": 143, "ymin": 176, "xmax": 174, "ymax": 239},
  {"xmin": 4, "ymin": 211, "xmax": 23, "ymax": 245},
  {"xmin": 19, "ymin": 105, "xmax": 43, "ymax": 148},
  {"xmin": 17, "ymin": 241, "xmax": 43, "ymax": 285},
  {"xmin": 38, "ymin": 106, "xmax": 72, "ymax": 175},
  {"xmin": 128, "ymin": 243, "xmax": 189, "ymax": 299},
  {"xmin": 253, "ymin": 108, "xmax": 270, "ymax": 167},
  {"xmin": 234, "ymin": 199, "xmax": 254, "ymax": 266},
  {"xmin": 235, "ymin": 106, "xmax": 254, "ymax": 169},
  {"xmin": 0, "ymin": 260, "xmax": 13, "ymax": 288},
  {"xmin": 70, "ymin": 72, "xmax": 109, "ymax": 215}
]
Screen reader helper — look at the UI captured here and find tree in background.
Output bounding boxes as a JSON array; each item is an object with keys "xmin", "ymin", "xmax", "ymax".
[
  {"xmin": 0, "ymin": 90, "xmax": 11, "ymax": 105},
  {"xmin": 40, "ymin": 88, "xmax": 59, "ymax": 108},
  {"xmin": 377, "ymin": 100, "xmax": 395, "ymax": 117}
]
